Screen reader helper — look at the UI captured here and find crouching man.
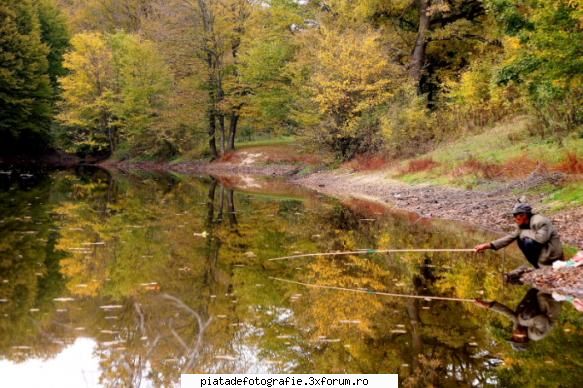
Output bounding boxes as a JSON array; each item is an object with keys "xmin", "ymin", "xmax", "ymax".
[{"xmin": 474, "ymin": 203, "xmax": 564, "ymax": 268}]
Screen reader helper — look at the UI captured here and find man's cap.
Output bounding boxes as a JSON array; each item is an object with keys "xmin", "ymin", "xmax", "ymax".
[{"xmin": 512, "ymin": 203, "xmax": 533, "ymax": 215}]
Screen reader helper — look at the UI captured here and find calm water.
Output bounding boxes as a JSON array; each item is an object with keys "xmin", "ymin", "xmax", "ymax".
[{"xmin": 0, "ymin": 168, "xmax": 581, "ymax": 387}]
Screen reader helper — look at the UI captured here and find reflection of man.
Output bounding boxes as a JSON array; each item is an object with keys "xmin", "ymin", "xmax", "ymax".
[
  {"xmin": 475, "ymin": 288, "xmax": 562, "ymax": 346},
  {"xmin": 474, "ymin": 203, "xmax": 563, "ymax": 268}
]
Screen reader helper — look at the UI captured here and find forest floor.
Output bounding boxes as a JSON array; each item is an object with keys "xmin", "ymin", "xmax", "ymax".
[{"xmin": 107, "ymin": 117, "xmax": 583, "ymax": 250}]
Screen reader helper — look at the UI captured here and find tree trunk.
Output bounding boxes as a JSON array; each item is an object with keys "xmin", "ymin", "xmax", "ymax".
[
  {"xmin": 226, "ymin": 2, "xmax": 247, "ymax": 153},
  {"xmin": 197, "ymin": 0, "xmax": 219, "ymax": 160},
  {"xmin": 208, "ymin": 108, "xmax": 218, "ymax": 159},
  {"xmin": 107, "ymin": 126, "xmax": 114, "ymax": 154},
  {"xmin": 227, "ymin": 189, "xmax": 238, "ymax": 227},
  {"xmin": 217, "ymin": 187, "xmax": 224, "ymax": 223},
  {"xmin": 410, "ymin": 0, "xmax": 430, "ymax": 90},
  {"xmin": 219, "ymin": 114, "xmax": 226, "ymax": 155},
  {"xmin": 217, "ymin": 66, "xmax": 225, "ymax": 155},
  {"xmin": 406, "ymin": 300, "xmax": 423, "ymax": 371},
  {"xmin": 228, "ymin": 112, "xmax": 238, "ymax": 150},
  {"xmin": 103, "ymin": 110, "xmax": 116, "ymax": 155},
  {"xmin": 204, "ymin": 178, "xmax": 220, "ymax": 294},
  {"xmin": 206, "ymin": 178, "xmax": 217, "ymax": 227},
  {"xmin": 205, "ymin": 43, "xmax": 219, "ymax": 159}
]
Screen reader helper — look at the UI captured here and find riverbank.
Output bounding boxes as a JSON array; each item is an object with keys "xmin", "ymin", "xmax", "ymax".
[
  {"xmin": 0, "ymin": 149, "xmax": 82, "ymax": 168},
  {"xmin": 102, "ymin": 118, "xmax": 583, "ymax": 249},
  {"xmin": 101, "ymin": 142, "xmax": 320, "ymax": 177},
  {"xmin": 103, "ymin": 157, "xmax": 583, "ymax": 249},
  {"xmin": 294, "ymin": 170, "xmax": 583, "ymax": 248},
  {"xmin": 104, "ymin": 159, "xmax": 302, "ymax": 177}
]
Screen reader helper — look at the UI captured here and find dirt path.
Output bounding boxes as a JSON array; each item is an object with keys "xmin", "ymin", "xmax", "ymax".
[{"xmin": 294, "ymin": 170, "xmax": 583, "ymax": 248}]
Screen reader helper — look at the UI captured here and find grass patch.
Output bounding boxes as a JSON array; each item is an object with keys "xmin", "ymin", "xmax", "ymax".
[
  {"xmin": 391, "ymin": 116, "xmax": 583, "ymax": 190},
  {"xmin": 397, "ymin": 170, "xmax": 452, "ymax": 186},
  {"xmin": 236, "ymin": 136, "xmax": 297, "ymax": 149},
  {"xmin": 543, "ymin": 181, "xmax": 583, "ymax": 211},
  {"xmin": 564, "ymin": 245, "xmax": 580, "ymax": 258},
  {"xmin": 412, "ymin": 117, "xmax": 582, "ymax": 166}
]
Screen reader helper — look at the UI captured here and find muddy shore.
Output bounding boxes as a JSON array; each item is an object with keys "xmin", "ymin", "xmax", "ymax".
[
  {"xmin": 102, "ymin": 159, "xmax": 301, "ymax": 177},
  {"xmin": 294, "ymin": 170, "xmax": 583, "ymax": 248}
]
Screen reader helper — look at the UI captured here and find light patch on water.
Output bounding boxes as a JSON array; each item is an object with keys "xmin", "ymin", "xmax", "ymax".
[
  {"xmin": 240, "ymin": 153, "xmax": 263, "ymax": 166},
  {"xmin": 274, "ymin": 307, "xmax": 294, "ymax": 324},
  {"xmin": 0, "ymin": 337, "xmax": 100, "ymax": 388}
]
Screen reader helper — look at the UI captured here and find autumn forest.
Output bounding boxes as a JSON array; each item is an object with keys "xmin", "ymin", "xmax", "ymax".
[{"xmin": 1, "ymin": 0, "xmax": 581, "ymax": 161}]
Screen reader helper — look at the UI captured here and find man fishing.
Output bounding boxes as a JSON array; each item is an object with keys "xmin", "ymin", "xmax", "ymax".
[{"xmin": 474, "ymin": 203, "xmax": 564, "ymax": 268}]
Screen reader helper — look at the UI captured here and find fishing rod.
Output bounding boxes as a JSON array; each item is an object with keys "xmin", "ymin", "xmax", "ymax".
[
  {"xmin": 269, "ymin": 276, "xmax": 476, "ymax": 303},
  {"xmin": 268, "ymin": 248, "xmax": 476, "ymax": 262}
]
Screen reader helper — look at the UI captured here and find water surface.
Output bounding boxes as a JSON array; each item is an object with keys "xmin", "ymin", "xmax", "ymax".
[{"xmin": 0, "ymin": 168, "xmax": 581, "ymax": 387}]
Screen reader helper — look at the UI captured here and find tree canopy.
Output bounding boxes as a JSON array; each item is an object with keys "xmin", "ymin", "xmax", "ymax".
[
  {"xmin": 0, "ymin": 0, "xmax": 57, "ymax": 154},
  {"xmin": 1, "ymin": 0, "xmax": 581, "ymax": 159}
]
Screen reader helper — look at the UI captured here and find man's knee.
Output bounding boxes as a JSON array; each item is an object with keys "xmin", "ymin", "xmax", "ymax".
[{"xmin": 518, "ymin": 237, "xmax": 543, "ymax": 268}]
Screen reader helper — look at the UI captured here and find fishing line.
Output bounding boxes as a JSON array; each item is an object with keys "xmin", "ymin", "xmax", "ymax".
[
  {"xmin": 270, "ymin": 276, "xmax": 476, "ymax": 303},
  {"xmin": 268, "ymin": 248, "xmax": 476, "ymax": 261}
]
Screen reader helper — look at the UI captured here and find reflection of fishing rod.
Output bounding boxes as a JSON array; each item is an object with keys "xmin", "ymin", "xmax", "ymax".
[
  {"xmin": 268, "ymin": 248, "xmax": 476, "ymax": 262},
  {"xmin": 269, "ymin": 276, "xmax": 476, "ymax": 303}
]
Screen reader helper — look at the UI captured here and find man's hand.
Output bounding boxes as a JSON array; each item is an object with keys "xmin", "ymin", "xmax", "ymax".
[
  {"xmin": 474, "ymin": 299, "xmax": 493, "ymax": 309},
  {"xmin": 474, "ymin": 243, "xmax": 492, "ymax": 253}
]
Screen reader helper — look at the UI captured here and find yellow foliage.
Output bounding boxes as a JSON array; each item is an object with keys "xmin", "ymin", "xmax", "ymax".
[
  {"xmin": 327, "ymin": 0, "xmax": 411, "ymax": 21},
  {"xmin": 301, "ymin": 255, "xmax": 392, "ymax": 338},
  {"xmin": 310, "ymin": 27, "xmax": 399, "ymax": 134},
  {"xmin": 58, "ymin": 32, "xmax": 113, "ymax": 129}
]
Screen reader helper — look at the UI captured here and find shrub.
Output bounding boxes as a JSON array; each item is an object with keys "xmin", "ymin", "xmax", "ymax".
[
  {"xmin": 452, "ymin": 157, "xmax": 502, "ymax": 179},
  {"xmin": 399, "ymin": 158, "xmax": 440, "ymax": 175},
  {"xmin": 346, "ymin": 154, "xmax": 390, "ymax": 171},
  {"xmin": 556, "ymin": 152, "xmax": 583, "ymax": 174}
]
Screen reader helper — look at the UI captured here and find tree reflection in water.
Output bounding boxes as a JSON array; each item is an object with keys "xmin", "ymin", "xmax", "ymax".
[{"xmin": 0, "ymin": 170, "xmax": 582, "ymax": 386}]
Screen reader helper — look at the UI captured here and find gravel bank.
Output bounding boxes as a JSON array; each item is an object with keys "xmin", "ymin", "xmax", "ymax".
[{"xmin": 294, "ymin": 170, "xmax": 583, "ymax": 248}]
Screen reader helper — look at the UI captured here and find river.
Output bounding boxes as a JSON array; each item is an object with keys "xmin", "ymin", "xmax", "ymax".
[{"xmin": 0, "ymin": 167, "xmax": 581, "ymax": 387}]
